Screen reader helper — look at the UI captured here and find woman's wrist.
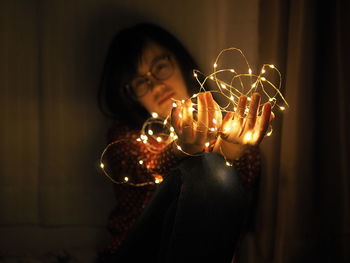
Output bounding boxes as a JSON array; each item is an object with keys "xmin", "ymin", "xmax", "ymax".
[
  {"xmin": 172, "ymin": 140, "xmax": 204, "ymax": 157},
  {"xmin": 213, "ymin": 136, "xmax": 250, "ymax": 161}
]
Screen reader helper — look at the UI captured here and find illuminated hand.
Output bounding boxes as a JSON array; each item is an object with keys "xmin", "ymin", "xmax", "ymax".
[
  {"xmin": 171, "ymin": 92, "xmax": 222, "ymax": 155},
  {"xmin": 213, "ymin": 93, "xmax": 273, "ymax": 159}
]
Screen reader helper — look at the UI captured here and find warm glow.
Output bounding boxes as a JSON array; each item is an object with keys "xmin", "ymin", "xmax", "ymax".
[
  {"xmin": 99, "ymin": 47, "xmax": 289, "ymax": 187},
  {"xmin": 244, "ymin": 131, "xmax": 253, "ymax": 142}
]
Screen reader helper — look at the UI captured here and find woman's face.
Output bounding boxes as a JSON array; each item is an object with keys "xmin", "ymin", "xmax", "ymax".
[{"xmin": 132, "ymin": 42, "xmax": 189, "ymax": 118}]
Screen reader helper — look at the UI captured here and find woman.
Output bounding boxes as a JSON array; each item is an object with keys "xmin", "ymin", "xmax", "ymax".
[{"xmin": 97, "ymin": 23, "xmax": 271, "ymax": 263}]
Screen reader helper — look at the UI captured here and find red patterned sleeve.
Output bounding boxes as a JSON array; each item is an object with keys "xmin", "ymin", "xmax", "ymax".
[
  {"xmin": 103, "ymin": 121, "xmax": 184, "ymax": 185},
  {"xmin": 102, "ymin": 120, "xmax": 184, "ymax": 254},
  {"xmin": 232, "ymin": 146, "xmax": 261, "ymax": 190}
]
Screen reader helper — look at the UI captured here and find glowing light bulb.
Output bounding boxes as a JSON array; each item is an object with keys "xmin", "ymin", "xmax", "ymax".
[
  {"xmin": 148, "ymin": 130, "xmax": 153, "ymax": 135},
  {"xmin": 226, "ymin": 161, "xmax": 232, "ymax": 166},
  {"xmin": 212, "ymin": 118, "xmax": 217, "ymax": 124},
  {"xmin": 247, "ymin": 97, "xmax": 251, "ymax": 101},
  {"xmin": 172, "ymin": 102, "xmax": 177, "ymax": 107},
  {"xmin": 181, "ymin": 100, "xmax": 185, "ymax": 103},
  {"xmin": 244, "ymin": 131, "xmax": 253, "ymax": 142},
  {"xmin": 151, "ymin": 112, "xmax": 158, "ymax": 118},
  {"xmin": 213, "ymin": 63, "xmax": 218, "ymax": 68},
  {"xmin": 155, "ymin": 179, "xmax": 160, "ymax": 184},
  {"xmin": 139, "ymin": 160, "xmax": 144, "ymax": 165},
  {"xmin": 209, "ymin": 127, "xmax": 216, "ymax": 132},
  {"xmin": 156, "ymin": 137, "xmax": 162, "ymax": 142},
  {"xmin": 248, "ymin": 68, "xmax": 252, "ymax": 74},
  {"xmin": 100, "ymin": 163, "xmax": 104, "ymax": 169},
  {"xmin": 280, "ymin": 106, "xmax": 285, "ymax": 111},
  {"xmin": 210, "ymin": 76, "xmax": 214, "ymax": 80},
  {"xmin": 136, "ymin": 138, "xmax": 141, "ymax": 142},
  {"xmin": 124, "ymin": 177, "xmax": 129, "ymax": 182},
  {"xmin": 170, "ymin": 127, "xmax": 175, "ymax": 132},
  {"xmin": 205, "ymin": 142, "xmax": 210, "ymax": 147},
  {"xmin": 170, "ymin": 132, "xmax": 174, "ymax": 137},
  {"xmin": 220, "ymin": 83, "xmax": 227, "ymax": 89}
]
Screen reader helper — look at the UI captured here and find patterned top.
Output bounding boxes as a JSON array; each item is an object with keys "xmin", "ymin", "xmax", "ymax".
[{"xmin": 101, "ymin": 120, "xmax": 261, "ymax": 253}]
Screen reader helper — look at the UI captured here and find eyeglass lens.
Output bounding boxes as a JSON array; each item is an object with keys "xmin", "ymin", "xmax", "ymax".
[{"xmin": 130, "ymin": 55, "xmax": 173, "ymax": 98}]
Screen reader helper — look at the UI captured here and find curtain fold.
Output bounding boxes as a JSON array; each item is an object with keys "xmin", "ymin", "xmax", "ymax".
[{"xmin": 252, "ymin": 0, "xmax": 350, "ymax": 262}]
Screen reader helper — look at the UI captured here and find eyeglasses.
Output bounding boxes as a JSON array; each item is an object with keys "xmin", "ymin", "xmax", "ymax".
[{"xmin": 126, "ymin": 54, "xmax": 174, "ymax": 99}]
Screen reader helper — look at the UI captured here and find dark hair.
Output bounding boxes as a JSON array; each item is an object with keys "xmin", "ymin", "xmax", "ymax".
[{"xmin": 98, "ymin": 23, "xmax": 200, "ymax": 129}]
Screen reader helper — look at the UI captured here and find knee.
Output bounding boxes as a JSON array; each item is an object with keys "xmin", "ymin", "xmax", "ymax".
[{"xmin": 178, "ymin": 153, "xmax": 249, "ymax": 202}]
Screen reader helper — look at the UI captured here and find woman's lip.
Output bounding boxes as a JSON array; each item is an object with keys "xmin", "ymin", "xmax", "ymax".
[{"xmin": 158, "ymin": 92, "xmax": 176, "ymax": 106}]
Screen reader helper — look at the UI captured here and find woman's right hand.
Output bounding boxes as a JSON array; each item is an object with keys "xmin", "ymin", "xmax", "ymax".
[{"xmin": 171, "ymin": 92, "xmax": 222, "ymax": 155}]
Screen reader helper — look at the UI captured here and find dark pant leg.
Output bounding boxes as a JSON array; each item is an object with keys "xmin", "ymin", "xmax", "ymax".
[
  {"xmin": 99, "ymin": 153, "xmax": 252, "ymax": 263},
  {"xmin": 98, "ymin": 169, "xmax": 183, "ymax": 263},
  {"xmin": 159, "ymin": 153, "xmax": 252, "ymax": 263}
]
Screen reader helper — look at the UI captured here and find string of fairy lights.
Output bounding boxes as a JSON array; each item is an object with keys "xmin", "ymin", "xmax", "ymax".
[{"xmin": 100, "ymin": 48, "xmax": 289, "ymax": 186}]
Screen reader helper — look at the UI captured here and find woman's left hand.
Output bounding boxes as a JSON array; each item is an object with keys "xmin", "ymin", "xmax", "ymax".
[{"xmin": 213, "ymin": 92, "xmax": 273, "ymax": 160}]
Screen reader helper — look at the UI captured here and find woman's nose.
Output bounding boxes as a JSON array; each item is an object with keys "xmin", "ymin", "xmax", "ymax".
[{"xmin": 147, "ymin": 76, "xmax": 166, "ymax": 91}]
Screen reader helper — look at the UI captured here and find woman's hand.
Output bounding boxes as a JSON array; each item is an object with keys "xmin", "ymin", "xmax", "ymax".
[
  {"xmin": 213, "ymin": 93, "xmax": 273, "ymax": 160},
  {"xmin": 171, "ymin": 92, "xmax": 222, "ymax": 155}
]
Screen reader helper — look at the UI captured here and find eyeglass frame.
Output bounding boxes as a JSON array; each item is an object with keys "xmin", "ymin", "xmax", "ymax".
[{"xmin": 124, "ymin": 54, "xmax": 174, "ymax": 99}]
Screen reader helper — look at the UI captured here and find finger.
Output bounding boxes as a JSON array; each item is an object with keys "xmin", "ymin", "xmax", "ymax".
[
  {"xmin": 213, "ymin": 96, "xmax": 223, "ymax": 129},
  {"xmin": 245, "ymin": 93, "xmax": 261, "ymax": 130},
  {"xmin": 255, "ymin": 102, "xmax": 272, "ymax": 144},
  {"xmin": 182, "ymin": 99, "xmax": 194, "ymax": 141},
  {"xmin": 206, "ymin": 92, "xmax": 218, "ymax": 140},
  {"xmin": 170, "ymin": 102, "xmax": 182, "ymax": 136},
  {"xmin": 235, "ymin": 95, "xmax": 247, "ymax": 125},
  {"xmin": 220, "ymin": 111, "xmax": 234, "ymax": 138},
  {"xmin": 195, "ymin": 92, "xmax": 208, "ymax": 141},
  {"xmin": 222, "ymin": 111, "xmax": 234, "ymax": 128}
]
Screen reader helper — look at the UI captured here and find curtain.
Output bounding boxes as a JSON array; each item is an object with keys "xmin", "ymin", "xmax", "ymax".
[{"xmin": 242, "ymin": 0, "xmax": 350, "ymax": 262}]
